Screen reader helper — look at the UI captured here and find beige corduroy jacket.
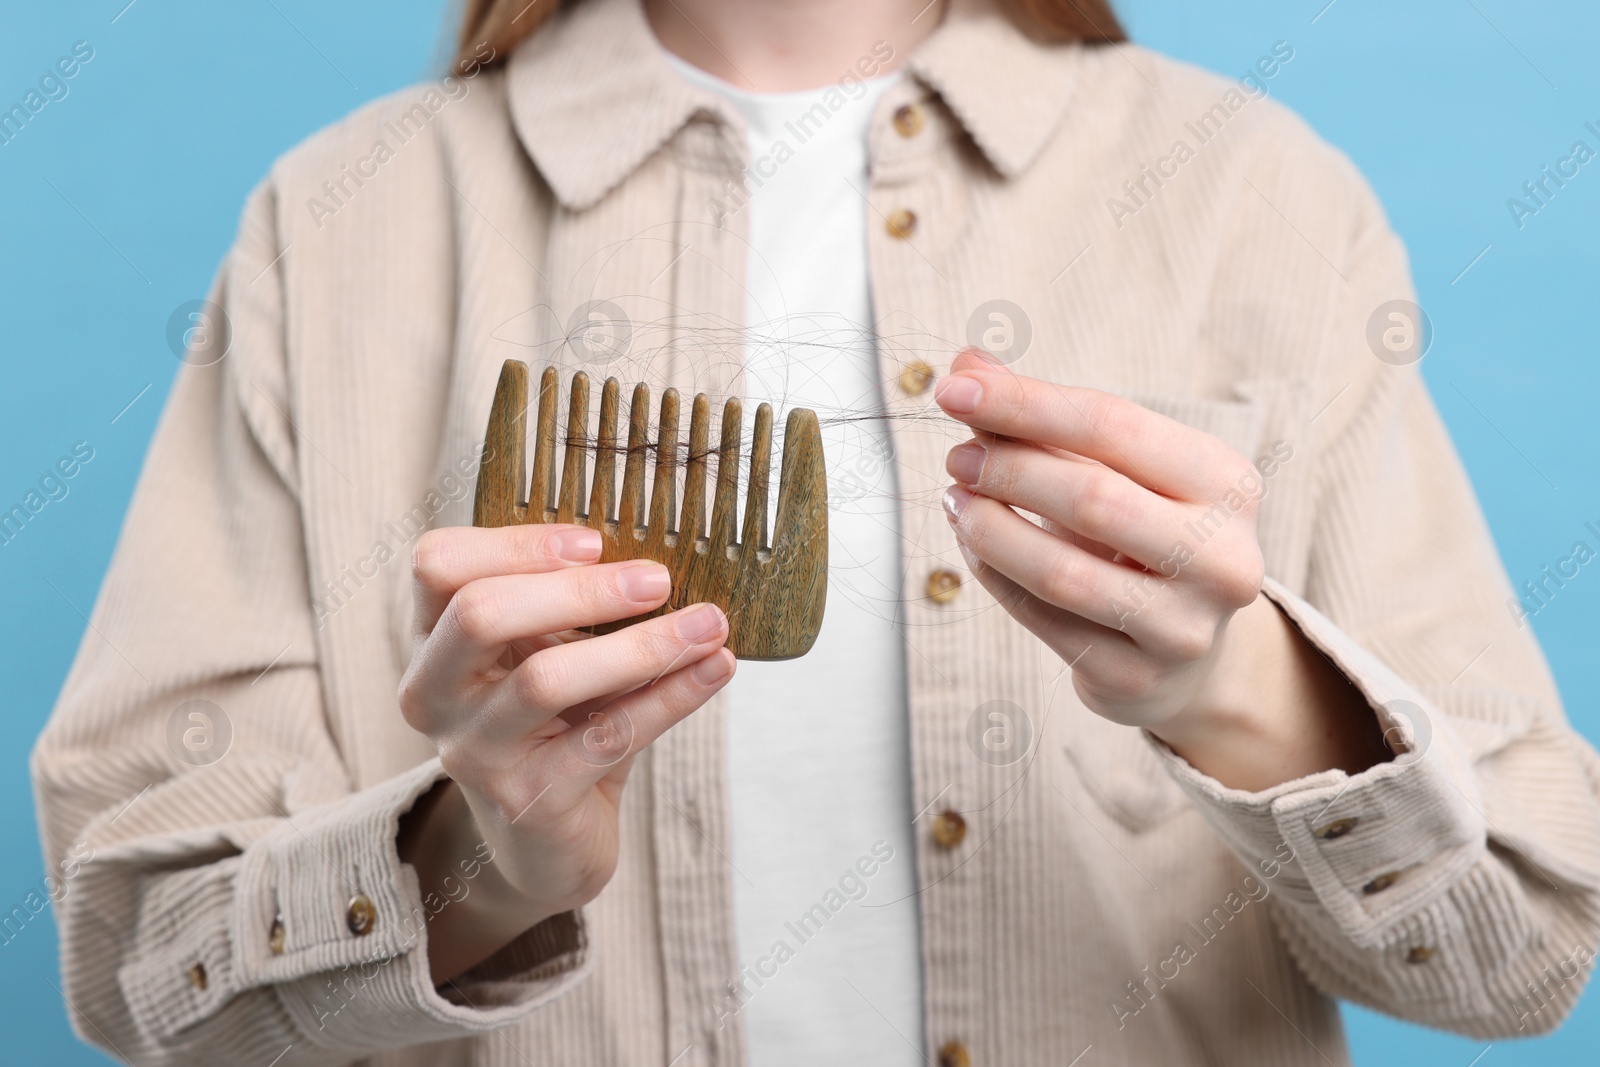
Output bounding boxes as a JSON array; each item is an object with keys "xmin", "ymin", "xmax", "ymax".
[{"xmin": 34, "ymin": 0, "xmax": 1600, "ymax": 1063}]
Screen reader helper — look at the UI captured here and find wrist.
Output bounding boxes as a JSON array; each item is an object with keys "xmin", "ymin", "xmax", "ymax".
[
  {"xmin": 1150, "ymin": 594, "xmax": 1390, "ymax": 791},
  {"xmin": 399, "ymin": 777, "xmax": 557, "ymax": 982},
  {"xmin": 1153, "ymin": 596, "xmax": 1283, "ymax": 749},
  {"xmin": 431, "ymin": 780, "xmax": 556, "ymax": 921}
]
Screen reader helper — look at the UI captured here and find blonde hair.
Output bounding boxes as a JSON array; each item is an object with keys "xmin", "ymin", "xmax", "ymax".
[{"xmin": 453, "ymin": 0, "xmax": 1125, "ymax": 71}]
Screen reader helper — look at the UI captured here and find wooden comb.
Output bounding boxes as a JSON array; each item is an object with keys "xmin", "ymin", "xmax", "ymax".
[{"xmin": 472, "ymin": 360, "xmax": 828, "ymax": 660}]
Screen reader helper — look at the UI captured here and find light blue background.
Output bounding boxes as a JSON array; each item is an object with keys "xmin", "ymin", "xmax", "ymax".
[{"xmin": 1, "ymin": 1, "xmax": 1595, "ymax": 1062}]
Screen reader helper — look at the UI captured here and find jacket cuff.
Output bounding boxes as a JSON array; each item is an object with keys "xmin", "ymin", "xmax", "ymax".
[
  {"xmin": 117, "ymin": 759, "xmax": 589, "ymax": 1049},
  {"xmin": 1144, "ymin": 577, "xmax": 1488, "ymax": 949}
]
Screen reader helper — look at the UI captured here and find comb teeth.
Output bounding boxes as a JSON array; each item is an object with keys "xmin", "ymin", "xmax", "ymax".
[{"xmin": 473, "ymin": 360, "xmax": 828, "ymax": 660}]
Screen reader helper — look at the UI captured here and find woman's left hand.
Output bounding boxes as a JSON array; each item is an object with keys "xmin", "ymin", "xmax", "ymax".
[
  {"xmin": 935, "ymin": 347, "xmax": 1272, "ymax": 737},
  {"xmin": 934, "ymin": 347, "xmax": 1394, "ymax": 788}
]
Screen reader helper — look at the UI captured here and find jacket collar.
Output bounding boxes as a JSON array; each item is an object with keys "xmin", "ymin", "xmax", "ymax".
[
  {"xmin": 907, "ymin": 2, "xmax": 1087, "ymax": 178},
  {"xmin": 506, "ymin": 0, "xmax": 1087, "ymax": 210}
]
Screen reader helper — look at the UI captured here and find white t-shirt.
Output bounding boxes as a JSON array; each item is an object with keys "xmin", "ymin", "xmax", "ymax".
[{"xmin": 666, "ymin": 55, "xmax": 925, "ymax": 1066}]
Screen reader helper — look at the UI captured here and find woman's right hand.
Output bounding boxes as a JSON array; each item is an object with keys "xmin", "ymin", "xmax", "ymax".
[{"xmin": 395, "ymin": 522, "xmax": 734, "ymax": 983}]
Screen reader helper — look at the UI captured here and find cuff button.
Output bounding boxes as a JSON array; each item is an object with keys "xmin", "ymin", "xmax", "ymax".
[
  {"xmin": 1406, "ymin": 945, "xmax": 1436, "ymax": 964},
  {"xmin": 186, "ymin": 962, "xmax": 208, "ymax": 991},
  {"xmin": 1363, "ymin": 871, "xmax": 1400, "ymax": 895},
  {"xmin": 1313, "ymin": 817, "xmax": 1358, "ymax": 841},
  {"xmin": 346, "ymin": 893, "xmax": 377, "ymax": 937},
  {"xmin": 269, "ymin": 917, "xmax": 286, "ymax": 955}
]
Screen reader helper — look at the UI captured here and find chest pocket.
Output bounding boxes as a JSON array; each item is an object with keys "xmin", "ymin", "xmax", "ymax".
[{"xmin": 1062, "ymin": 389, "xmax": 1268, "ymax": 831}]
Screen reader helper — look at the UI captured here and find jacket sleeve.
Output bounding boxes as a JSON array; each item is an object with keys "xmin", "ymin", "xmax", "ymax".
[
  {"xmin": 1148, "ymin": 156, "xmax": 1600, "ymax": 1039},
  {"xmin": 30, "ymin": 178, "xmax": 588, "ymax": 1066}
]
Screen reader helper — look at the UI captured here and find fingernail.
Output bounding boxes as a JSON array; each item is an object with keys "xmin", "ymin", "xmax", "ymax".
[
  {"xmin": 675, "ymin": 603, "xmax": 726, "ymax": 642},
  {"xmin": 618, "ymin": 562, "xmax": 671, "ymax": 601},
  {"xmin": 934, "ymin": 375, "xmax": 982, "ymax": 414},
  {"xmin": 943, "ymin": 484, "xmax": 973, "ymax": 522},
  {"xmin": 946, "ymin": 441, "xmax": 986, "ymax": 485},
  {"xmin": 691, "ymin": 649, "xmax": 734, "ymax": 685},
  {"xmin": 553, "ymin": 526, "xmax": 603, "ymax": 562}
]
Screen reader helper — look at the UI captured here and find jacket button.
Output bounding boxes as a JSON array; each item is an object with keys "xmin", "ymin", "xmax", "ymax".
[
  {"xmin": 1313, "ymin": 817, "xmax": 1358, "ymax": 840},
  {"xmin": 1406, "ymin": 945, "xmax": 1436, "ymax": 964},
  {"xmin": 346, "ymin": 893, "xmax": 377, "ymax": 937},
  {"xmin": 937, "ymin": 1040, "xmax": 971, "ymax": 1067},
  {"xmin": 1363, "ymin": 871, "xmax": 1400, "ymax": 894},
  {"xmin": 932, "ymin": 810, "xmax": 967, "ymax": 848},
  {"xmin": 886, "ymin": 209, "xmax": 918, "ymax": 239},
  {"xmin": 925, "ymin": 569, "xmax": 961, "ymax": 604},
  {"xmin": 269, "ymin": 917, "xmax": 286, "ymax": 955},
  {"xmin": 186, "ymin": 962, "xmax": 208, "ymax": 991},
  {"xmin": 899, "ymin": 359, "xmax": 934, "ymax": 396},
  {"xmin": 893, "ymin": 103, "xmax": 925, "ymax": 138}
]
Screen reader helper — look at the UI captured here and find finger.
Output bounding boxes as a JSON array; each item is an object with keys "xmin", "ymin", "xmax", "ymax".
[
  {"xmin": 412, "ymin": 560, "xmax": 675, "ymax": 699},
  {"xmin": 957, "ymin": 540, "xmax": 1134, "ymax": 667},
  {"xmin": 959, "ymin": 544, "xmax": 1212, "ymax": 729},
  {"xmin": 946, "ymin": 437, "xmax": 1188, "ymax": 571},
  {"xmin": 537, "ymin": 647, "xmax": 737, "ymax": 805},
  {"xmin": 413, "ymin": 523, "xmax": 605, "ymax": 634},
  {"xmin": 944, "ymin": 484, "xmax": 1161, "ymax": 634},
  {"xmin": 482, "ymin": 602, "xmax": 730, "ymax": 735},
  {"xmin": 935, "ymin": 355, "xmax": 1248, "ymax": 500}
]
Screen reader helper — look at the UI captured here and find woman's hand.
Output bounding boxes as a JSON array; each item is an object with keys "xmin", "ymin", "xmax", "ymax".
[
  {"xmin": 935, "ymin": 347, "xmax": 1388, "ymax": 788},
  {"xmin": 395, "ymin": 522, "xmax": 735, "ymax": 982}
]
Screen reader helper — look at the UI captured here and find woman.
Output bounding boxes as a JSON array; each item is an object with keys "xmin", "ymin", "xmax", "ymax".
[{"xmin": 35, "ymin": 0, "xmax": 1600, "ymax": 1063}]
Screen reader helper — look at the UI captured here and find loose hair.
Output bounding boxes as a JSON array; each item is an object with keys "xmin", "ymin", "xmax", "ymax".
[{"xmin": 454, "ymin": 0, "xmax": 1125, "ymax": 71}]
